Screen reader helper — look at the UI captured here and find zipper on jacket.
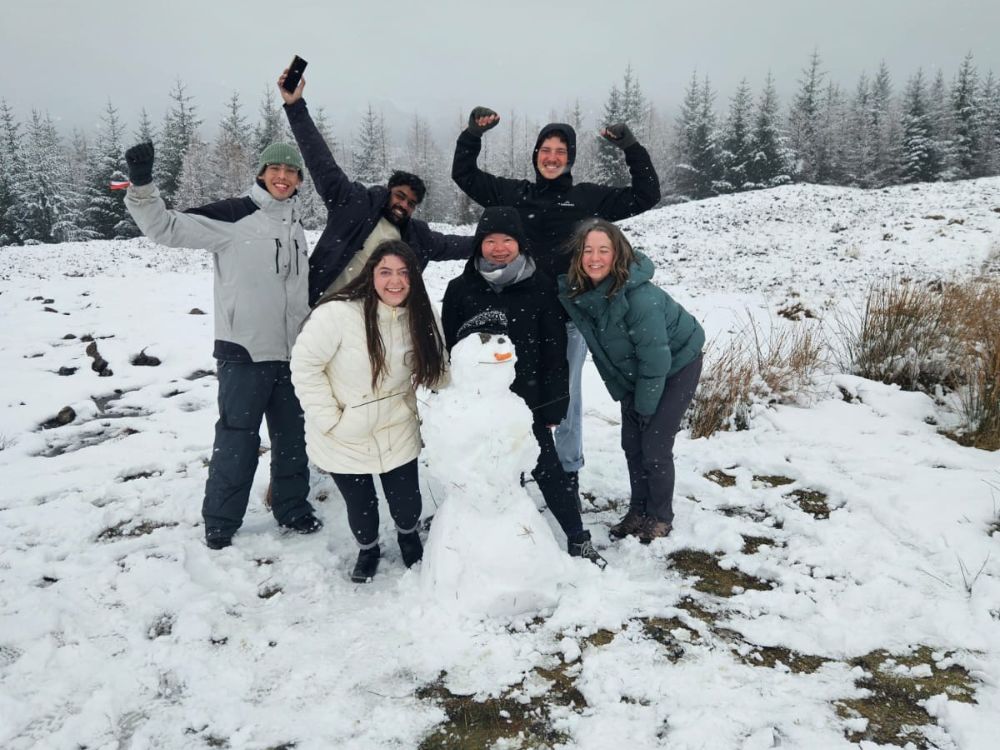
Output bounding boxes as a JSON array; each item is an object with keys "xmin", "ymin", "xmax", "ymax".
[
  {"xmin": 294, "ymin": 239, "xmax": 301, "ymax": 275},
  {"xmin": 274, "ymin": 239, "xmax": 281, "ymax": 274}
]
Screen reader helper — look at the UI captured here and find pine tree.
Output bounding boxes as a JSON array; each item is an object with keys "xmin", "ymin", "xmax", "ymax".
[
  {"xmin": 673, "ymin": 73, "xmax": 722, "ymax": 199},
  {"xmin": 353, "ymin": 104, "xmax": 388, "ymax": 185},
  {"xmin": 134, "ymin": 107, "xmax": 157, "ymax": 146},
  {"xmin": 174, "ymin": 135, "xmax": 216, "ymax": 210},
  {"xmin": 746, "ymin": 72, "xmax": 790, "ymax": 188},
  {"xmin": 594, "ymin": 83, "xmax": 626, "ymax": 186},
  {"xmin": 212, "ymin": 91, "xmax": 254, "ymax": 199},
  {"xmin": 84, "ymin": 99, "xmax": 136, "ymax": 239},
  {"xmin": 951, "ymin": 52, "xmax": 980, "ymax": 179},
  {"xmin": 900, "ymin": 69, "xmax": 940, "ymax": 182},
  {"xmin": 719, "ymin": 79, "xmax": 754, "ymax": 192},
  {"xmin": 928, "ymin": 69, "xmax": 956, "ymax": 179},
  {"xmin": 818, "ymin": 82, "xmax": 847, "ymax": 184},
  {"xmin": 976, "ymin": 71, "xmax": 1000, "ymax": 176},
  {"xmin": 253, "ymin": 87, "xmax": 290, "ymax": 158},
  {"xmin": 0, "ymin": 99, "xmax": 22, "ymax": 245},
  {"xmin": 788, "ymin": 50, "xmax": 826, "ymax": 182},
  {"xmin": 868, "ymin": 61, "xmax": 899, "ymax": 185},
  {"xmin": 8, "ymin": 111, "xmax": 87, "ymax": 243},
  {"xmin": 158, "ymin": 79, "xmax": 201, "ymax": 202}
]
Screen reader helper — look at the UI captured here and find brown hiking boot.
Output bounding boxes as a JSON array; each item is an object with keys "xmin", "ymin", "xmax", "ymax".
[
  {"xmin": 609, "ymin": 507, "xmax": 646, "ymax": 539},
  {"xmin": 636, "ymin": 517, "xmax": 673, "ymax": 544}
]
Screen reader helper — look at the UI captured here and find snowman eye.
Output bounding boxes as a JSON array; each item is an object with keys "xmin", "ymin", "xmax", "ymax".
[{"xmin": 497, "ymin": 337, "xmax": 507, "ymax": 344}]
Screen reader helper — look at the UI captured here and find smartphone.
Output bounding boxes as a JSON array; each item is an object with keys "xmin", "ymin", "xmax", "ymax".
[{"xmin": 282, "ymin": 55, "xmax": 308, "ymax": 93}]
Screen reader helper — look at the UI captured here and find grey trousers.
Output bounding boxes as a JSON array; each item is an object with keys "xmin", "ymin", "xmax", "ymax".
[{"xmin": 620, "ymin": 355, "xmax": 703, "ymax": 524}]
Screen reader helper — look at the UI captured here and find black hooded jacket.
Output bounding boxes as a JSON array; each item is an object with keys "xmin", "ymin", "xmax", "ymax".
[
  {"xmin": 285, "ymin": 99, "xmax": 474, "ymax": 305},
  {"xmin": 451, "ymin": 122, "xmax": 660, "ymax": 285},
  {"xmin": 441, "ymin": 207, "xmax": 569, "ymax": 426}
]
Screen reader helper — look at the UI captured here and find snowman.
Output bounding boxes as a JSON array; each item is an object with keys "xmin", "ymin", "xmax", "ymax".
[{"xmin": 420, "ymin": 328, "xmax": 571, "ymax": 617}]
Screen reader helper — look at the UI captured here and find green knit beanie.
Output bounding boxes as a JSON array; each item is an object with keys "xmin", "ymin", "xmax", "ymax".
[{"xmin": 257, "ymin": 142, "xmax": 304, "ymax": 175}]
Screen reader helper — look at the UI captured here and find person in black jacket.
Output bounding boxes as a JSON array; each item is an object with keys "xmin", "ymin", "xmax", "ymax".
[
  {"xmin": 441, "ymin": 207, "xmax": 606, "ymax": 567},
  {"xmin": 278, "ymin": 70, "xmax": 474, "ymax": 306},
  {"xmin": 451, "ymin": 108, "xmax": 661, "ymax": 486}
]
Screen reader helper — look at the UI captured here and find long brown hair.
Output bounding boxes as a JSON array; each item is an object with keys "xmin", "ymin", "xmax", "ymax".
[
  {"xmin": 314, "ymin": 240, "xmax": 446, "ymax": 390},
  {"xmin": 565, "ymin": 219, "xmax": 636, "ymax": 299}
]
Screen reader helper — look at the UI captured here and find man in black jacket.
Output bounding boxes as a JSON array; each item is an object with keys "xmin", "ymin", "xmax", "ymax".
[
  {"xmin": 451, "ymin": 108, "xmax": 661, "ymax": 481},
  {"xmin": 278, "ymin": 71, "xmax": 474, "ymax": 305},
  {"xmin": 441, "ymin": 207, "xmax": 605, "ymax": 567}
]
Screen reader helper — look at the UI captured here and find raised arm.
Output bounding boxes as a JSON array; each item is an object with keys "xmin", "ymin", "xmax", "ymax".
[
  {"xmin": 278, "ymin": 71, "xmax": 365, "ymax": 207},
  {"xmin": 123, "ymin": 143, "xmax": 231, "ymax": 253},
  {"xmin": 451, "ymin": 106, "xmax": 524, "ymax": 207},
  {"xmin": 591, "ymin": 123, "xmax": 662, "ymax": 221}
]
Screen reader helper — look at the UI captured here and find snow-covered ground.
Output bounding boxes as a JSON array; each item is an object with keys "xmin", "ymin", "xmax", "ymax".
[{"xmin": 1, "ymin": 179, "xmax": 999, "ymax": 749}]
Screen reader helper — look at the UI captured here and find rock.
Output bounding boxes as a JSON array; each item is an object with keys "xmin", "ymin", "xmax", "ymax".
[
  {"xmin": 62, "ymin": 334, "xmax": 77, "ymax": 340},
  {"xmin": 57, "ymin": 366, "xmax": 77, "ymax": 376},
  {"xmin": 131, "ymin": 348, "xmax": 161, "ymax": 367},
  {"xmin": 188, "ymin": 308, "xmax": 206, "ymax": 315}
]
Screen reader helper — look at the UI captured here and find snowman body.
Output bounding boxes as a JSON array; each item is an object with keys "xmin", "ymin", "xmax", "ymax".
[{"xmin": 421, "ymin": 332, "xmax": 569, "ymax": 617}]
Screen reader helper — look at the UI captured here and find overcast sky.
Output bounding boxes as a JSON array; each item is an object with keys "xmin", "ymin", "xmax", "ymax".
[{"xmin": 3, "ymin": 0, "xmax": 999, "ymax": 141}]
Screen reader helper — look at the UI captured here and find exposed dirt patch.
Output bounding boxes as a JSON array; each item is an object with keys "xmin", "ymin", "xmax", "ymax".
[
  {"xmin": 417, "ymin": 677, "xmax": 572, "ymax": 750},
  {"xmin": 39, "ymin": 406, "xmax": 76, "ymax": 429},
  {"xmin": 669, "ymin": 549, "xmax": 773, "ymax": 597},
  {"xmin": 753, "ymin": 474, "xmax": 796, "ymax": 487},
  {"xmin": 836, "ymin": 646, "xmax": 977, "ymax": 748},
  {"xmin": 785, "ymin": 488, "xmax": 831, "ymax": 519},
  {"xmin": 131, "ymin": 348, "xmax": 161, "ymax": 367},
  {"xmin": 147, "ymin": 613, "xmax": 174, "ymax": 639},
  {"xmin": 185, "ymin": 369, "xmax": 215, "ymax": 381},
  {"xmin": 97, "ymin": 519, "xmax": 178, "ymax": 541},
  {"xmin": 640, "ymin": 616, "xmax": 698, "ymax": 661},
  {"xmin": 119, "ymin": 470, "xmax": 163, "ymax": 482},
  {"xmin": 738, "ymin": 644, "xmax": 828, "ymax": 674},
  {"xmin": 741, "ymin": 535, "xmax": 779, "ymax": 554},
  {"xmin": 704, "ymin": 469, "xmax": 736, "ymax": 487}
]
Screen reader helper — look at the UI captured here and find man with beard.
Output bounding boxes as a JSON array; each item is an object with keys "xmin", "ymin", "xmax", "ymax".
[
  {"xmin": 279, "ymin": 71, "xmax": 473, "ymax": 305},
  {"xmin": 451, "ymin": 107, "xmax": 661, "ymax": 487}
]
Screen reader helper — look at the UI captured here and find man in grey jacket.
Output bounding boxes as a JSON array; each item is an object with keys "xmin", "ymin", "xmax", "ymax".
[{"xmin": 124, "ymin": 141, "xmax": 322, "ymax": 549}]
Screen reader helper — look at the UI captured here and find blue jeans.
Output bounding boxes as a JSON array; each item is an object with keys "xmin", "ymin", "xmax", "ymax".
[{"xmin": 554, "ymin": 322, "xmax": 586, "ymax": 473}]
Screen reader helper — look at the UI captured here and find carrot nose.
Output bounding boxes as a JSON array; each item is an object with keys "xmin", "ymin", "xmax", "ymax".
[{"xmin": 494, "ymin": 352, "xmax": 513, "ymax": 362}]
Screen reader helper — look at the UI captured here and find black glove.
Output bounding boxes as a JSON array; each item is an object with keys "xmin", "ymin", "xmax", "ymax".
[
  {"xmin": 636, "ymin": 412, "xmax": 652, "ymax": 431},
  {"xmin": 125, "ymin": 142, "xmax": 155, "ymax": 186},
  {"xmin": 601, "ymin": 123, "xmax": 637, "ymax": 150},
  {"xmin": 467, "ymin": 106, "xmax": 499, "ymax": 136}
]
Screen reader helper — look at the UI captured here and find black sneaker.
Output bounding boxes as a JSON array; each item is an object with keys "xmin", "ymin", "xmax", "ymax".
[
  {"xmin": 568, "ymin": 536, "xmax": 607, "ymax": 569},
  {"xmin": 351, "ymin": 546, "xmax": 381, "ymax": 583},
  {"xmin": 206, "ymin": 535, "xmax": 232, "ymax": 550},
  {"xmin": 398, "ymin": 531, "xmax": 423, "ymax": 568},
  {"xmin": 281, "ymin": 512, "xmax": 323, "ymax": 535}
]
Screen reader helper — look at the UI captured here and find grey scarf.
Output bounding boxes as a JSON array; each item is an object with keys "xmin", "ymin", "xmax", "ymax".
[{"xmin": 477, "ymin": 254, "xmax": 535, "ymax": 292}]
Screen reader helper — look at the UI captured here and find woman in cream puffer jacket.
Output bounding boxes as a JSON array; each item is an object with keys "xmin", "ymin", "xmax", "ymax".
[{"xmin": 291, "ymin": 240, "xmax": 448, "ymax": 583}]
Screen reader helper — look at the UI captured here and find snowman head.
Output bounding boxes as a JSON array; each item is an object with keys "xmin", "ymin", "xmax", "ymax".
[{"xmin": 450, "ymin": 328, "xmax": 518, "ymax": 389}]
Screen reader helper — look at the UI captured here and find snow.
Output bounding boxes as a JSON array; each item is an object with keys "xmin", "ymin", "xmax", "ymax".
[{"xmin": 1, "ymin": 178, "xmax": 999, "ymax": 749}]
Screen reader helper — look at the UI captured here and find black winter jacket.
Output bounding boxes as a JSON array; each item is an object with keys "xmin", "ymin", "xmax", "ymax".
[
  {"xmin": 285, "ymin": 99, "xmax": 474, "ymax": 305},
  {"xmin": 442, "ymin": 207, "xmax": 569, "ymax": 426},
  {"xmin": 451, "ymin": 123, "xmax": 661, "ymax": 285}
]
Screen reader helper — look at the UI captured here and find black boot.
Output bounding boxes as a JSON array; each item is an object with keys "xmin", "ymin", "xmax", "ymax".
[
  {"xmin": 351, "ymin": 545, "xmax": 380, "ymax": 583},
  {"xmin": 568, "ymin": 532, "xmax": 607, "ymax": 569},
  {"xmin": 281, "ymin": 512, "xmax": 323, "ymax": 535},
  {"xmin": 398, "ymin": 531, "xmax": 423, "ymax": 568}
]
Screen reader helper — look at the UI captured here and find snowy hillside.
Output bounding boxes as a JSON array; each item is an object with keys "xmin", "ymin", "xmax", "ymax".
[{"xmin": 1, "ymin": 179, "xmax": 999, "ymax": 749}]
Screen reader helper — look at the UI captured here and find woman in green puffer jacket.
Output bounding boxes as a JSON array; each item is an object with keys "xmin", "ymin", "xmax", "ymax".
[{"xmin": 558, "ymin": 220, "xmax": 704, "ymax": 543}]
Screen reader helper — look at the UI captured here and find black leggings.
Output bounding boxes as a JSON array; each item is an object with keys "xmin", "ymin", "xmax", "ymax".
[{"xmin": 331, "ymin": 458, "xmax": 422, "ymax": 548}]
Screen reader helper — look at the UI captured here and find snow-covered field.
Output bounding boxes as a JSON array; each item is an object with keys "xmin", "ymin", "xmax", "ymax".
[{"xmin": 1, "ymin": 179, "xmax": 999, "ymax": 749}]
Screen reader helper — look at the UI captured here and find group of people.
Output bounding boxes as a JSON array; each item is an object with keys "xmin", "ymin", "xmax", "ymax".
[{"xmin": 123, "ymin": 69, "xmax": 705, "ymax": 583}]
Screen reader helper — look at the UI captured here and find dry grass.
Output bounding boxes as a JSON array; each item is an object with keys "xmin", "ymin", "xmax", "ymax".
[
  {"xmin": 689, "ymin": 317, "xmax": 824, "ymax": 438},
  {"xmin": 840, "ymin": 277, "xmax": 1000, "ymax": 450}
]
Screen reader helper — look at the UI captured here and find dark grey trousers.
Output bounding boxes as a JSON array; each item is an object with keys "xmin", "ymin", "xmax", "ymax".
[
  {"xmin": 203, "ymin": 361, "xmax": 313, "ymax": 541},
  {"xmin": 620, "ymin": 355, "xmax": 703, "ymax": 524}
]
